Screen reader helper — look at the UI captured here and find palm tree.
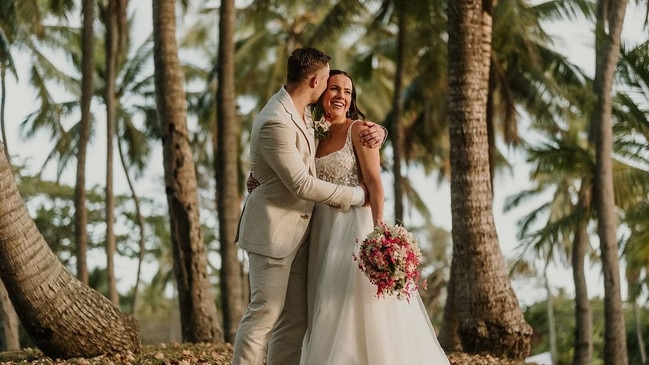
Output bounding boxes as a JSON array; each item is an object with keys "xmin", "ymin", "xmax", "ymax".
[
  {"xmin": 445, "ymin": 0, "xmax": 532, "ymax": 358},
  {"xmin": 391, "ymin": 4, "xmax": 406, "ymax": 223},
  {"xmin": 152, "ymin": 0, "xmax": 222, "ymax": 343},
  {"xmin": 615, "ymin": 40, "xmax": 649, "ymax": 365},
  {"xmin": 0, "ymin": 0, "xmax": 78, "ymax": 349},
  {"xmin": 100, "ymin": 0, "xmax": 130, "ymax": 306},
  {"xmin": 215, "ymin": 0, "xmax": 245, "ymax": 343},
  {"xmin": 0, "ymin": 142, "xmax": 140, "ymax": 358},
  {"xmin": 74, "ymin": 0, "xmax": 95, "ymax": 286},
  {"xmin": 506, "ymin": 132, "xmax": 594, "ymax": 364},
  {"xmin": 591, "ymin": 0, "xmax": 629, "ymax": 363},
  {"xmin": 504, "ymin": 106, "xmax": 597, "ymax": 364}
]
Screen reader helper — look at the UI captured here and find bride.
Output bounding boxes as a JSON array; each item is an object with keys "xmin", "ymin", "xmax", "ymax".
[{"xmin": 300, "ymin": 69, "xmax": 450, "ymax": 365}]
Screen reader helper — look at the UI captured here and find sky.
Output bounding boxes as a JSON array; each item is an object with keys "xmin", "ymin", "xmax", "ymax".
[{"xmin": 2, "ymin": 1, "xmax": 648, "ymax": 307}]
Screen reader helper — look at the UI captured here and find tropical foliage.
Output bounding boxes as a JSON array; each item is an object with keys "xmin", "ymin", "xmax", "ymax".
[{"xmin": 0, "ymin": 0, "xmax": 648, "ymax": 363}]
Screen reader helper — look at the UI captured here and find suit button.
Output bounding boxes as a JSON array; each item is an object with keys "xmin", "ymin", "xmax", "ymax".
[{"xmin": 300, "ymin": 214, "xmax": 309, "ymax": 219}]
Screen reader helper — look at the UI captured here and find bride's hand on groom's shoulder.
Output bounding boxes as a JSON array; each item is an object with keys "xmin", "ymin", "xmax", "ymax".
[{"xmin": 359, "ymin": 121, "xmax": 387, "ymax": 149}]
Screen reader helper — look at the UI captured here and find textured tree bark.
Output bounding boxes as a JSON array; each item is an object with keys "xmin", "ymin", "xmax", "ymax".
[
  {"xmin": 152, "ymin": 0, "xmax": 222, "ymax": 343},
  {"xmin": 592, "ymin": 0, "xmax": 629, "ymax": 363},
  {"xmin": 0, "ymin": 280, "xmax": 19, "ymax": 350},
  {"xmin": 0, "ymin": 143, "xmax": 141, "ymax": 358},
  {"xmin": 571, "ymin": 182, "xmax": 593, "ymax": 365},
  {"xmin": 216, "ymin": 0, "xmax": 245, "ymax": 344},
  {"xmin": 74, "ymin": 0, "xmax": 94, "ymax": 287},
  {"xmin": 447, "ymin": 0, "xmax": 532, "ymax": 358}
]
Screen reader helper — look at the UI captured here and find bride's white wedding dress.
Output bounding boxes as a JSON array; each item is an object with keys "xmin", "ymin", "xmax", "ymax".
[{"xmin": 300, "ymin": 122, "xmax": 450, "ymax": 365}]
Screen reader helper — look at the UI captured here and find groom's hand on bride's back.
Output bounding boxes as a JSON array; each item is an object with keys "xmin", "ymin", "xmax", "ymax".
[{"xmin": 247, "ymin": 172, "xmax": 260, "ymax": 193}]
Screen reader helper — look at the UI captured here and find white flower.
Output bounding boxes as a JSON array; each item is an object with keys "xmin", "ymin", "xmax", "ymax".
[
  {"xmin": 314, "ymin": 118, "xmax": 331, "ymax": 139},
  {"xmin": 310, "ymin": 105, "xmax": 330, "ymax": 139}
]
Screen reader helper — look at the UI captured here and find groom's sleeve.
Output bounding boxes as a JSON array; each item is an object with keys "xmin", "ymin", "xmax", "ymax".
[{"xmin": 260, "ymin": 119, "xmax": 357, "ymax": 211}]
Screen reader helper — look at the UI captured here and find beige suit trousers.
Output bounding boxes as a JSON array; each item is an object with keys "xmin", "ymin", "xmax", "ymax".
[{"xmin": 232, "ymin": 241, "xmax": 308, "ymax": 365}]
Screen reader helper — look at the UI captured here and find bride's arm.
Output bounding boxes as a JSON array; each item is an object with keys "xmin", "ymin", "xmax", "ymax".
[{"xmin": 351, "ymin": 122, "xmax": 384, "ymax": 226}]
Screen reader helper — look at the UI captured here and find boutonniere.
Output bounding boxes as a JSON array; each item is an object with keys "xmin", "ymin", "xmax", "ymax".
[{"xmin": 311, "ymin": 104, "xmax": 331, "ymax": 139}]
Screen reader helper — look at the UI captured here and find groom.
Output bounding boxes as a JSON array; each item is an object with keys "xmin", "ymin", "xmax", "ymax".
[{"xmin": 231, "ymin": 47, "xmax": 385, "ymax": 365}]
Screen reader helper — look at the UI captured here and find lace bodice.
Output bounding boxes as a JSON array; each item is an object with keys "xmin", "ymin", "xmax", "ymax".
[{"xmin": 315, "ymin": 123, "xmax": 359, "ymax": 187}]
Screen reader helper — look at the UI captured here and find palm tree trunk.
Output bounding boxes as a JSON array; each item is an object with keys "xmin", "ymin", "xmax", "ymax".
[
  {"xmin": 1, "ymin": 66, "xmax": 9, "ymax": 163},
  {"xmin": 0, "ymin": 280, "xmax": 19, "ymax": 350},
  {"xmin": 572, "ymin": 182, "xmax": 593, "ymax": 365},
  {"xmin": 117, "ymin": 136, "xmax": 146, "ymax": 315},
  {"xmin": 447, "ymin": 0, "xmax": 532, "ymax": 358},
  {"xmin": 74, "ymin": 0, "xmax": 94, "ymax": 286},
  {"xmin": 0, "ymin": 142, "xmax": 140, "ymax": 358},
  {"xmin": 152, "ymin": 0, "xmax": 222, "ymax": 343},
  {"xmin": 216, "ymin": 0, "xmax": 244, "ymax": 344},
  {"xmin": 592, "ymin": 1, "xmax": 628, "ymax": 363},
  {"xmin": 391, "ymin": 6, "xmax": 406, "ymax": 224},
  {"xmin": 438, "ymin": 263, "xmax": 462, "ymax": 352},
  {"xmin": 544, "ymin": 268, "xmax": 557, "ymax": 363},
  {"xmin": 104, "ymin": 0, "xmax": 120, "ymax": 306}
]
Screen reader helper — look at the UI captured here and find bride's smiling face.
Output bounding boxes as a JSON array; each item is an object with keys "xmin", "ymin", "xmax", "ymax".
[{"xmin": 322, "ymin": 74, "xmax": 353, "ymax": 120}]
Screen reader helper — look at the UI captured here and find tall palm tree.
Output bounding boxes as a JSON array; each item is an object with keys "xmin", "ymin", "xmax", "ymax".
[
  {"xmin": 1, "ymin": 0, "xmax": 77, "ymax": 348},
  {"xmin": 215, "ymin": 0, "xmax": 244, "ymax": 343},
  {"xmin": 592, "ymin": 0, "xmax": 628, "ymax": 363},
  {"xmin": 152, "ymin": 0, "xmax": 222, "ymax": 343},
  {"xmin": 615, "ymin": 40, "xmax": 649, "ymax": 365},
  {"xmin": 391, "ymin": 5, "xmax": 406, "ymax": 223},
  {"xmin": 74, "ymin": 0, "xmax": 95, "ymax": 286},
  {"xmin": 506, "ymin": 130, "xmax": 594, "ymax": 364},
  {"xmin": 0, "ymin": 142, "xmax": 140, "ymax": 358},
  {"xmin": 445, "ymin": 0, "xmax": 532, "ymax": 358},
  {"xmin": 101, "ymin": 0, "xmax": 129, "ymax": 306}
]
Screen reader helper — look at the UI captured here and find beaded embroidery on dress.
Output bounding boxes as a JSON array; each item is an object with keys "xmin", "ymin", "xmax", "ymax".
[{"xmin": 315, "ymin": 122, "xmax": 359, "ymax": 187}]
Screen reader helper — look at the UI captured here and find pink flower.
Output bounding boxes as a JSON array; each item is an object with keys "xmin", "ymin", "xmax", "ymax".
[{"xmin": 353, "ymin": 222, "xmax": 426, "ymax": 302}]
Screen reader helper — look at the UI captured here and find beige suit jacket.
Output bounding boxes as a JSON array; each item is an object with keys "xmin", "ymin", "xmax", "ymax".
[{"xmin": 236, "ymin": 87, "xmax": 357, "ymax": 258}]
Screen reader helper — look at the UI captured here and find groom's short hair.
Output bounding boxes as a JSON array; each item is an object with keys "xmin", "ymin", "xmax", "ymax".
[{"xmin": 286, "ymin": 47, "xmax": 331, "ymax": 84}]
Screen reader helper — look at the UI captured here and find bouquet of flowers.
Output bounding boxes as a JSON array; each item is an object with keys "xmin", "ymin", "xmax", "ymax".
[
  {"xmin": 310, "ymin": 104, "xmax": 330, "ymax": 139},
  {"xmin": 353, "ymin": 222, "xmax": 426, "ymax": 302}
]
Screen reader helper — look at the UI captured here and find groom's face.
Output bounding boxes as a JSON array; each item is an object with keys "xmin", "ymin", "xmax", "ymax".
[{"xmin": 312, "ymin": 64, "xmax": 330, "ymax": 103}]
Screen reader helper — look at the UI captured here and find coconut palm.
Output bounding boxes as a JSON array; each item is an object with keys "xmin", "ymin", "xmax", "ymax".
[
  {"xmin": 75, "ymin": 0, "xmax": 95, "ymax": 286},
  {"xmin": 0, "ymin": 142, "xmax": 140, "ymax": 358},
  {"xmin": 591, "ymin": 0, "xmax": 629, "ymax": 363},
  {"xmin": 152, "ymin": 0, "xmax": 222, "ymax": 343},
  {"xmin": 615, "ymin": 40, "xmax": 649, "ymax": 365},
  {"xmin": 99, "ymin": 0, "xmax": 130, "ymax": 306},
  {"xmin": 213, "ymin": 0, "xmax": 245, "ymax": 343},
  {"xmin": 505, "ymin": 125, "xmax": 596, "ymax": 364},
  {"xmin": 446, "ymin": 0, "xmax": 532, "ymax": 358},
  {"xmin": 504, "ymin": 35, "xmax": 649, "ymax": 363},
  {"xmin": 0, "ymin": 0, "xmax": 78, "ymax": 349}
]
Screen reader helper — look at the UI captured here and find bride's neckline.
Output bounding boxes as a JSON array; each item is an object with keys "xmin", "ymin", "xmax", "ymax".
[{"xmin": 316, "ymin": 119, "xmax": 354, "ymax": 158}]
